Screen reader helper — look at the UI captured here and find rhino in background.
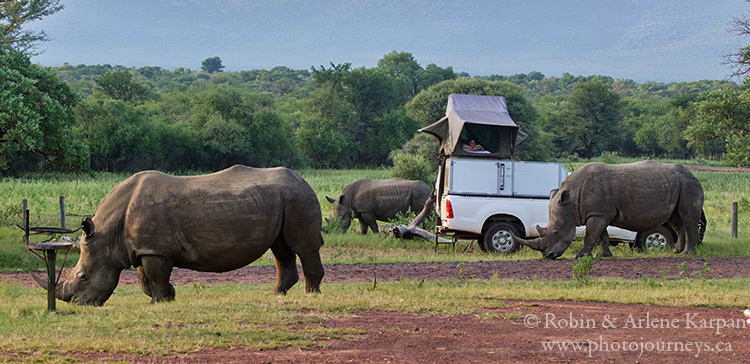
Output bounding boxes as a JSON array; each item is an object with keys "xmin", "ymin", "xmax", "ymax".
[
  {"xmin": 513, "ymin": 161, "xmax": 705, "ymax": 259},
  {"xmin": 46, "ymin": 165, "xmax": 324, "ymax": 306},
  {"xmin": 326, "ymin": 178, "xmax": 431, "ymax": 234}
]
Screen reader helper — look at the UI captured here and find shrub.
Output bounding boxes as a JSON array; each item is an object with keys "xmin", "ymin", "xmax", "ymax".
[
  {"xmin": 389, "ymin": 152, "xmax": 434, "ymax": 184},
  {"xmin": 572, "ymin": 256, "xmax": 595, "ymax": 284}
]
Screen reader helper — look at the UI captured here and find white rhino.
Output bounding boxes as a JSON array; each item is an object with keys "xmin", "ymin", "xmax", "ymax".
[
  {"xmin": 49, "ymin": 165, "xmax": 324, "ymax": 306},
  {"xmin": 514, "ymin": 161, "xmax": 705, "ymax": 259}
]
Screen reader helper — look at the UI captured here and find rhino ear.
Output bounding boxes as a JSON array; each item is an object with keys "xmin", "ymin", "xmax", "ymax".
[
  {"xmin": 325, "ymin": 196, "xmax": 335, "ymax": 203},
  {"xmin": 549, "ymin": 189, "xmax": 559, "ymax": 199},
  {"xmin": 82, "ymin": 217, "xmax": 95, "ymax": 236},
  {"xmin": 558, "ymin": 190, "xmax": 571, "ymax": 205}
]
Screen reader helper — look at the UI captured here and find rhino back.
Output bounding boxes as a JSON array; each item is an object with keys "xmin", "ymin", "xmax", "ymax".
[
  {"xmin": 351, "ymin": 179, "xmax": 430, "ymax": 220},
  {"xmin": 99, "ymin": 165, "xmax": 320, "ymax": 272}
]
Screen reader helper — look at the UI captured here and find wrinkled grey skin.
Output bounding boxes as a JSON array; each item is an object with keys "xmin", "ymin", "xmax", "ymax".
[
  {"xmin": 513, "ymin": 161, "xmax": 704, "ymax": 260},
  {"xmin": 54, "ymin": 165, "xmax": 324, "ymax": 306},
  {"xmin": 325, "ymin": 179, "xmax": 431, "ymax": 234}
]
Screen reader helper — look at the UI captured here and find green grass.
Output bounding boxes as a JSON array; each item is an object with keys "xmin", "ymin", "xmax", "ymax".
[
  {"xmin": 2, "ymin": 164, "xmax": 750, "ymax": 271},
  {"xmin": 0, "ymin": 277, "xmax": 747, "ymax": 358},
  {"xmin": 1, "ymin": 164, "xmax": 747, "ymax": 360}
]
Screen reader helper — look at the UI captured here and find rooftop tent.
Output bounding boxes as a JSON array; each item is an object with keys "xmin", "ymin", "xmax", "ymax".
[{"xmin": 418, "ymin": 94, "xmax": 521, "ymax": 158}]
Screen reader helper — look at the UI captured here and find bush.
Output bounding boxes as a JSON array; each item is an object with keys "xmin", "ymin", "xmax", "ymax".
[
  {"xmin": 572, "ymin": 256, "xmax": 595, "ymax": 284},
  {"xmin": 389, "ymin": 152, "xmax": 434, "ymax": 184}
]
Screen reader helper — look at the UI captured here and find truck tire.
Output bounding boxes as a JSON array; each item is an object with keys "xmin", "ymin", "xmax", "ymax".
[
  {"xmin": 635, "ymin": 226, "xmax": 674, "ymax": 251},
  {"xmin": 484, "ymin": 222, "xmax": 520, "ymax": 254}
]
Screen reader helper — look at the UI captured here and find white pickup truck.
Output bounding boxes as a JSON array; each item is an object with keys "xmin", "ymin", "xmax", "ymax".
[{"xmin": 419, "ymin": 94, "xmax": 676, "ymax": 254}]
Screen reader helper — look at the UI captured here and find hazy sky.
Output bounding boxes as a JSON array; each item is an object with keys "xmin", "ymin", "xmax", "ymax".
[{"xmin": 29, "ymin": 0, "xmax": 750, "ymax": 82}]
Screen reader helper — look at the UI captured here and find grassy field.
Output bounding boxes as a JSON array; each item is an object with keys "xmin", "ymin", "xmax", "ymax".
[
  {"xmin": 2, "ymin": 159, "xmax": 750, "ymax": 361},
  {"xmin": 1, "ymin": 160, "xmax": 750, "ymax": 271},
  {"xmin": 1, "ymin": 276, "xmax": 748, "ymax": 358}
]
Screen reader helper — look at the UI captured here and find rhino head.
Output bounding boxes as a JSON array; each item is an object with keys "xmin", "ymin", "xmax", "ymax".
[
  {"xmin": 48, "ymin": 217, "xmax": 129, "ymax": 306},
  {"xmin": 513, "ymin": 189, "xmax": 578, "ymax": 260},
  {"xmin": 325, "ymin": 195, "xmax": 352, "ymax": 233}
]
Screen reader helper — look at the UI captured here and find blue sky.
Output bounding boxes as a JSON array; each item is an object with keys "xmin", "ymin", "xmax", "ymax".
[{"xmin": 29, "ymin": 0, "xmax": 750, "ymax": 82}]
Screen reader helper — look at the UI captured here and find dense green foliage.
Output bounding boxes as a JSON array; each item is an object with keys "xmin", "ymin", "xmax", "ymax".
[
  {"xmin": 0, "ymin": 44, "xmax": 89, "ymax": 173},
  {"xmin": 688, "ymin": 80, "xmax": 750, "ymax": 167},
  {"xmin": 2, "ymin": 49, "xmax": 742, "ymax": 174}
]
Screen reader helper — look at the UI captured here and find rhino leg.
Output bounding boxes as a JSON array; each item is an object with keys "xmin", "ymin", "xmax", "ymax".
[
  {"xmin": 576, "ymin": 218, "xmax": 608, "ymax": 259},
  {"xmin": 598, "ymin": 230, "xmax": 613, "ymax": 258},
  {"xmin": 673, "ymin": 224, "xmax": 687, "ymax": 254},
  {"xmin": 298, "ymin": 249, "xmax": 324, "ymax": 293},
  {"xmin": 674, "ymin": 222, "xmax": 699, "ymax": 255},
  {"xmin": 270, "ymin": 240, "xmax": 299, "ymax": 295},
  {"xmin": 137, "ymin": 266, "xmax": 151, "ymax": 297},
  {"xmin": 358, "ymin": 213, "xmax": 378, "ymax": 234},
  {"xmin": 139, "ymin": 256, "xmax": 175, "ymax": 303},
  {"xmin": 683, "ymin": 224, "xmax": 699, "ymax": 255}
]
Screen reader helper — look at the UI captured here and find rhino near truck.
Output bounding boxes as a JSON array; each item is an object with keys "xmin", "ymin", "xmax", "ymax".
[
  {"xmin": 513, "ymin": 161, "xmax": 706, "ymax": 259},
  {"xmin": 420, "ymin": 94, "xmax": 705, "ymax": 257},
  {"xmin": 326, "ymin": 178, "xmax": 431, "ymax": 234}
]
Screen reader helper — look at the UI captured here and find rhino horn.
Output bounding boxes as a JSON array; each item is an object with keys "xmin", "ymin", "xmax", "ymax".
[
  {"xmin": 511, "ymin": 232, "xmax": 544, "ymax": 251},
  {"xmin": 325, "ymin": 196, "xmax": 335, "ymax": 203},
  {"xmin": 536, "ymin": 224, "xmax": 547, "ymax": 235},
  {"xmin": 29, "ymin": 271, "xmax": 47, "ymax": 290}
]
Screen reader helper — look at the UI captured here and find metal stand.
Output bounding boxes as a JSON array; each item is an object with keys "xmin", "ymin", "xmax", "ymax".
[
  {"xmin": 21, "ymin": 199, "xmax": 76, "ymax": 312},
  {"xmin": 434, "ymin": 234, "xmax": 457, "ymax": 252},
  {"xmin": 433, "ymin": 226, "xmax": 478, "ymax": 253}
]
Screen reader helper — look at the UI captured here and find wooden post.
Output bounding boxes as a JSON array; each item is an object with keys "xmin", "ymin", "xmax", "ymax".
[
  {"xmin": 46, "ymin": 249, "xmax": 57, "ymax": 312},
  {"xmin": 59, "ymin": 196, "xmax": 66, "ymax": 229},
  {"xmin": 731, "ymin": 202, "xmax": 739, "ymax": 238},
  {"xmin": 22, "ymin": 199, "xmax": 29, "ymax": 245}
]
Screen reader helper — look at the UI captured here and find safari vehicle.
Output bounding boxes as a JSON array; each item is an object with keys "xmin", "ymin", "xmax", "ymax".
[{"xmin": 419, "ymin": 94, "xmax": 681, "ymax": 253}]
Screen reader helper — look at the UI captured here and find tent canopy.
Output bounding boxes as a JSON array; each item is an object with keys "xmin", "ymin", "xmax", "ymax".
[{"xmin": 418, "ymin": 94, "xmax": 521, "ymax": 158}]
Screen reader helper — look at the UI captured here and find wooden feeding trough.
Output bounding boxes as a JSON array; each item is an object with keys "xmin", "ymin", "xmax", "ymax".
[{"xmin": 21, "ymin": 198, "xmax": 79, "ymax": 312}]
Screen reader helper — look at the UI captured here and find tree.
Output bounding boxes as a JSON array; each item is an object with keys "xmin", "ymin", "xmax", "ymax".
[
  {"xmin": 723, "ymin": 2, "xmax": 750, "ymax": 78},
  {"xmin": 377, "ymin": 50, "xmax": 422, "ymax": 99},
  {"xmin": 76, "ymin": 96, "xmax": 158, "ymax": 171},
  {"xmin": 687, "ymin": 84, "xmax": 750, "ymax": 166},
  {"xmin": 0, "ymin": 0, "xmax": 62, "ymax": 55},
  {"xmin": 95, "ymin": 69, "xmax": 151, "ymax": 102},
  {"xmin": 417, "ymin": 64, "xmax": 456, "ymax": 93},
  {"xmin": 360, "ymin": 108, "xmax": 420, "ymax": 165},
  {"xmin": 549, "ymin": 81, "xmax": 623, "ymax": 159},
  {"xmin": 295, "ymin": 114, "xmax": 352, "ymax": 168},
  {"xmin": 201, "ymin": 56, "xmax": 224, "ymax": 73},
  {"xmin": 0, "ymin": 43, "xmax": 88, "ymax": 173}
]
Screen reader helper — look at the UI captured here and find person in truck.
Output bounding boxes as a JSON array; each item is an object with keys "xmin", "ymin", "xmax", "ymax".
[{"xmin": 462, "ymin": 139, "xmax": 488, "ymax": 153}]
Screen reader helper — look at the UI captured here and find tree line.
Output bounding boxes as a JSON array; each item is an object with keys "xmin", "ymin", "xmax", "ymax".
[
  {"xmin": 1, "ymin": 44, "xmax": 742, "ymax": 175},
  {"xmin": 3, "ymin": 0, "xmax": 750, "ymax": 176}
]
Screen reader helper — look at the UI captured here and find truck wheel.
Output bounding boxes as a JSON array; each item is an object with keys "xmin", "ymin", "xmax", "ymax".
[
  {"xmin": 484, "ymin": 223, "xmax": 520, "ymax": 254},
  {"xmin": 635, "ymin": 226, "xmax": 674, "ymax": 251}
]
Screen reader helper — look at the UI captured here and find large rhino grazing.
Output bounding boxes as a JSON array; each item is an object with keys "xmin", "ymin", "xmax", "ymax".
[
  {"xmin": 326, "ymin": 179, "xmax": 431, "ymax": 234},
  {"xmin": 50, "ymin": 165, "xmax": 324, "ymax": 306},
  {"xmin": 513, "ymin": 161, "xmax": 705, "ymax": 259}
]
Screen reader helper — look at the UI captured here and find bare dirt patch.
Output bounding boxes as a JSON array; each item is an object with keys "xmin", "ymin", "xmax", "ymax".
[
  {"xmin": 4, "ymin": 257, "xmax": 750, "ymax": 288},
  {"xmin": 4, "ymin": 257, "xmax": 750, "ymax": 363}
]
